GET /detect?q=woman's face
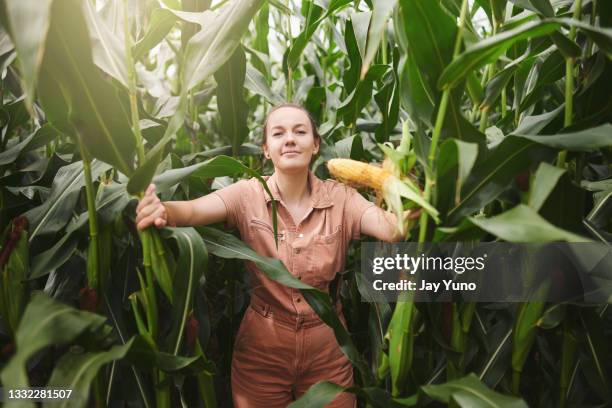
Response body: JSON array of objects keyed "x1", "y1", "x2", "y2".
[{"x1": 263, "y1": 107, "x2": 319, "y2": 174}]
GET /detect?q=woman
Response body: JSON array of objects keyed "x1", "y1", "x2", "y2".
[{"x1": 136, "y1": 104, "x2": 419, "y2": 407}]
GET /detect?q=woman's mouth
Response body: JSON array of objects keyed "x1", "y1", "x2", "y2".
[{"x1": 282, "y1": 151, "x2": 300, "y2": 156}]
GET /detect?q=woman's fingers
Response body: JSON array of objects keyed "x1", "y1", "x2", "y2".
[
  {"x1": 136, "y1": 184, "x2": 157, "y2": 213},
  {"x1": 136, "y1": 184, "x2": 167, "y2": 230},
  {"x1": 137, "y1": 205, "x2": 166, "y2": 231}
]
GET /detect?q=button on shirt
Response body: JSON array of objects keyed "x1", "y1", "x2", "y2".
[{"x1": 213, "y1": 170, "x2": 377, "y2": 316}]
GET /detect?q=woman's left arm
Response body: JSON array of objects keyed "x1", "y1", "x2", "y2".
[{"x1": 360, "y1": 206, "x2": 422, "y2": 242}]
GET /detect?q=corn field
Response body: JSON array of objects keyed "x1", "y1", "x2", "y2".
[{"x1": 0, "y1": 0, "x2": 611, "y2": 406}]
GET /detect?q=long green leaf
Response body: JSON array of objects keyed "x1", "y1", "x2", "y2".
[
  {"x1": 133, "y1": 8, "x2": 176, "y2": 61},
  {"x1": 214, "y1": 46, "x2": 249, "y2": 156},
  {"x1": 3, "y1": 0, "x2": 54, "y2": 108},
  {"x1": 448, "y1": 137, "x2": 552, "y2": 224},
  {"x1": 82, "y1": 0, "x2": 127, "y2": 86},
  {"x1": 438, "y1": 20, "x2": 561, "y2": 89},
  {"x1": 162, "y1": 227, "x2": 208, "y2": 355},
  {"x1": 0, "y1": 293, "x2": 106, "y2": 400},
  {"x1": 24, "y1": 160, "x2": 111, "y2": 242},
  {"x1": 528, "y1": 162, "x2": 565, "y2": 212},
  {"x1": 182, "y1": 0, "x2": 263, "y2": 91},
  {"x1": 468, "y1": 204, "x2": 589, "y2": 242},
  {"x1": 361, "y1": 0, "x2": 398, "y2": 78},
  {"x1": 38, "y1": 0, "x2": 135, "y2": 176},
  {"x1": 513, "y1": 123, "x2": 612, "y2": 151},
  {"x1": 422, "y1": 373, "x2": 528, "y2": 407},
  {"x1": 44, "y1": 338, "x2": 137, "y2": 408}
]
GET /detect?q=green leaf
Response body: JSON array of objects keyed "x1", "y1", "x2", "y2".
[
  {"x1": 553, "y1": 17, "x2": 612, "y2": 59},
  {"x1": 374, "y1": 66, "x2": 400, "y2": 143},
  {"x1": 182, "y1": 0, "x2": 263, "y2": 92},
  {"x1": 334, "y1": 134, "x2": 365, "y2": 160},
  {"x1": 512, "y1": 291, "x2": 548, "y2": 383},
  {"x1": 513, "y1": 123, "x2": 612, "y2": 151},
  {"x1": 161, "y1": 227, "x2": 208, "y2": 355},
  {"x1": 45, "y1": 338, "x2": 137, "y2": 408},
  {"x1": 0, "y1": 125, "x2": 55, "y2": 166},
  {"x1": 0, "y1": 293, "x2": 106, "y2": 395},
  {"x1": 82, "y1": 0, "x2": 127, "y2": 86},
  {"x1": 30, "y1": 183, "x2": 131, "y2": 279},
  {"x1": 468, "y1": 204, "x2": 589, "y2": 242},
  {"x1": 422, "y1": 373, "x2": 528, "y2": 408},
  {"x1": 214, "y1": 46, "x2": 249, "y2": 156},
  {"x1": 133, "y1": 8, "x2": 176, "y2": 61},
  {"x1": 513, "y1": 104, "x2": 564, "y2": 135},
  {"x1": 338, "y1": 64, "x2": 387, "y2": 126},
  {"x1": 436, "y1": 138, "x2": 479, "y2": 217},
  {"x1": 448, "y1": 137, "x2": 552, "y2": 224},
  {"x1": 124, "y1": 335, "x2": 211, "y2": 374},
  {"x1": 396, "y1": 50, "x2": 434, "y2": 127},
  {"x1": 244, "y1": 63, "x2": 282, "y2": 104},
  {"x1": 24, "y1": 160, "x2": 111, "y2": 242},
  {"x1": 3, "y1": 0, "x2": 54, "y2": 109},
  {"x1": 126, "y1": 93, "x2": 188, "y2": 195},
  {"x1": 397, "y1": 0, "x2": 456, "y2": 90},
  {"x1": 438, "y1": 20, "x2": 561, "y2": 90},
  {"x1": 387, "y1": 299, "x2": 415, "y2": 397},
  {"x1": 361, "y1": 0, "x2": 398, "y2": 79},
  {"x1": 578, "y1": 309, "x2": 612, "y2": 401},
  {"x1": 549, "y1": 31, "x2": 581, "y2": 59},
  {"x1": 38, "y1": 0, "x2": 136, "y2": 176},
  {"x1": 528, "y1": 162, "x2": 565, "y2": 212},
  {"x1": 0, "y1": 222, "x2": 29, "y2": 336},
  {"x1": 396, "y1": 0, "x2": 483, "y2": 143},
  {"x1": 287, "y1": 0, "x2": 352, "y2": 70}
]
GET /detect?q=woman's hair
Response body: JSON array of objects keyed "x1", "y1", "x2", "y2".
[{"x1": 262, "y1": 103, "x2": 321, "y2": 145}]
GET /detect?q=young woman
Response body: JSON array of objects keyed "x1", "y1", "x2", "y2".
[{"x1": 135, "y1": 104, "x2": 419, "y2": 407}]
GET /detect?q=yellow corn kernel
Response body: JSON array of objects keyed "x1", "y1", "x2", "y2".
[{"x1": 327, "y1": 158, "x2": 393, "y2": 191}]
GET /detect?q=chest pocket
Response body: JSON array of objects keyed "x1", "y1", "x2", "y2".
[
  {"x1": 247, "y1": 217, "x2": 286, "y2": 256},
  {"x1": 306, "y1": 225, "x2": 343, "y2": 288},
  {"x1": 249, "y1": 217, "x2": 274, "y2": 234}
]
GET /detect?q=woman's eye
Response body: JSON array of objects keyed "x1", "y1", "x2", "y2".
[
  {"x1": 297, "y1": 130, "x2": 306, "y2": 134},
  {"x1": 273, "y1": 133, "x2": 282, "y2": 137}
]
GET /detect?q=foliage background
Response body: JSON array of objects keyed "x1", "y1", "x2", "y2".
[{"x1": 0, "y1": 0, "x2": 611, "y2": 407}]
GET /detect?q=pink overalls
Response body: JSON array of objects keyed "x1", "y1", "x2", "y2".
[{"x1": 213, "y1": 170, "x2": 376, "y2": 407}]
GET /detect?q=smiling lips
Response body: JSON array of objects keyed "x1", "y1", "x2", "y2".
[{"x1": 282, "y1": 151, "x2": 300, "y2": 156}]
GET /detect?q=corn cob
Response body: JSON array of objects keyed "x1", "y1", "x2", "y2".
[{"x1": 327, "y1": 158, "x2": 393, "y2": 192}]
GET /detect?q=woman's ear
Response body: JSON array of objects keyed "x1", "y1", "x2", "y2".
[
  {"x1": 262, "y1": 143, "x2": 270, "y2": 159},
  {"x1": 313, "y1": 137, "x2": 320, "y2": 155}
]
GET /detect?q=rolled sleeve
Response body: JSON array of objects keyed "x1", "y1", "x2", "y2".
[
  {"x1": 212, "y1": 179, "x2": 248, "y2": 230},
  {"x1": 345, "y1": 186, "x2": 376, "y2": 240}
]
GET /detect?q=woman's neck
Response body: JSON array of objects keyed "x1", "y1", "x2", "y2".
[{"x1": 274, "y1": 169, "x2": 311, "y2": 207}]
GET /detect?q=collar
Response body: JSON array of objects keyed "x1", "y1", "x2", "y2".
[{"x1": 264, "y1": 170, "x2": 333, "y2": 209}]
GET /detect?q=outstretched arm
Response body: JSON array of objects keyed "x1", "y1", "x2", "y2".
[{"x1": 135, "y1": 184, "x2": 228, "y2": 230}]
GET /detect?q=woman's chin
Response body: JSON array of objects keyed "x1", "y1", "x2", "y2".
[{"x1": 274, "y1": 160, "x2": 310, "y2": 173}]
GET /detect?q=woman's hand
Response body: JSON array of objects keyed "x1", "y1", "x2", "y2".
[
  {"x1": 135, "y1": 184, "x2": 170, "y2": 231},
  {"x1": 361, "y1": 206, "x2": 423, "y2": 242}
]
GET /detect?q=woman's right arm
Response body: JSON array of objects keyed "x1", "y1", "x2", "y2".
[{"x1": 135, "y1": 183, "x2": 227, "y2": 231}]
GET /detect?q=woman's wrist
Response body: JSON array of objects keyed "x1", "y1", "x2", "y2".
[{"x1": 161, "y1": 202, "x2": 178, "y2": 227}]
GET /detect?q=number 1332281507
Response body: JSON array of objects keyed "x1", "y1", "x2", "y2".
[{"x1": 1, "y1": 388, "x2": 75, "y2": 402}]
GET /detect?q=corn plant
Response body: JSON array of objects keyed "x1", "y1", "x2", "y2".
[{"x1": 1, "y1": 0, "x2": 611, "y2": 407}]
